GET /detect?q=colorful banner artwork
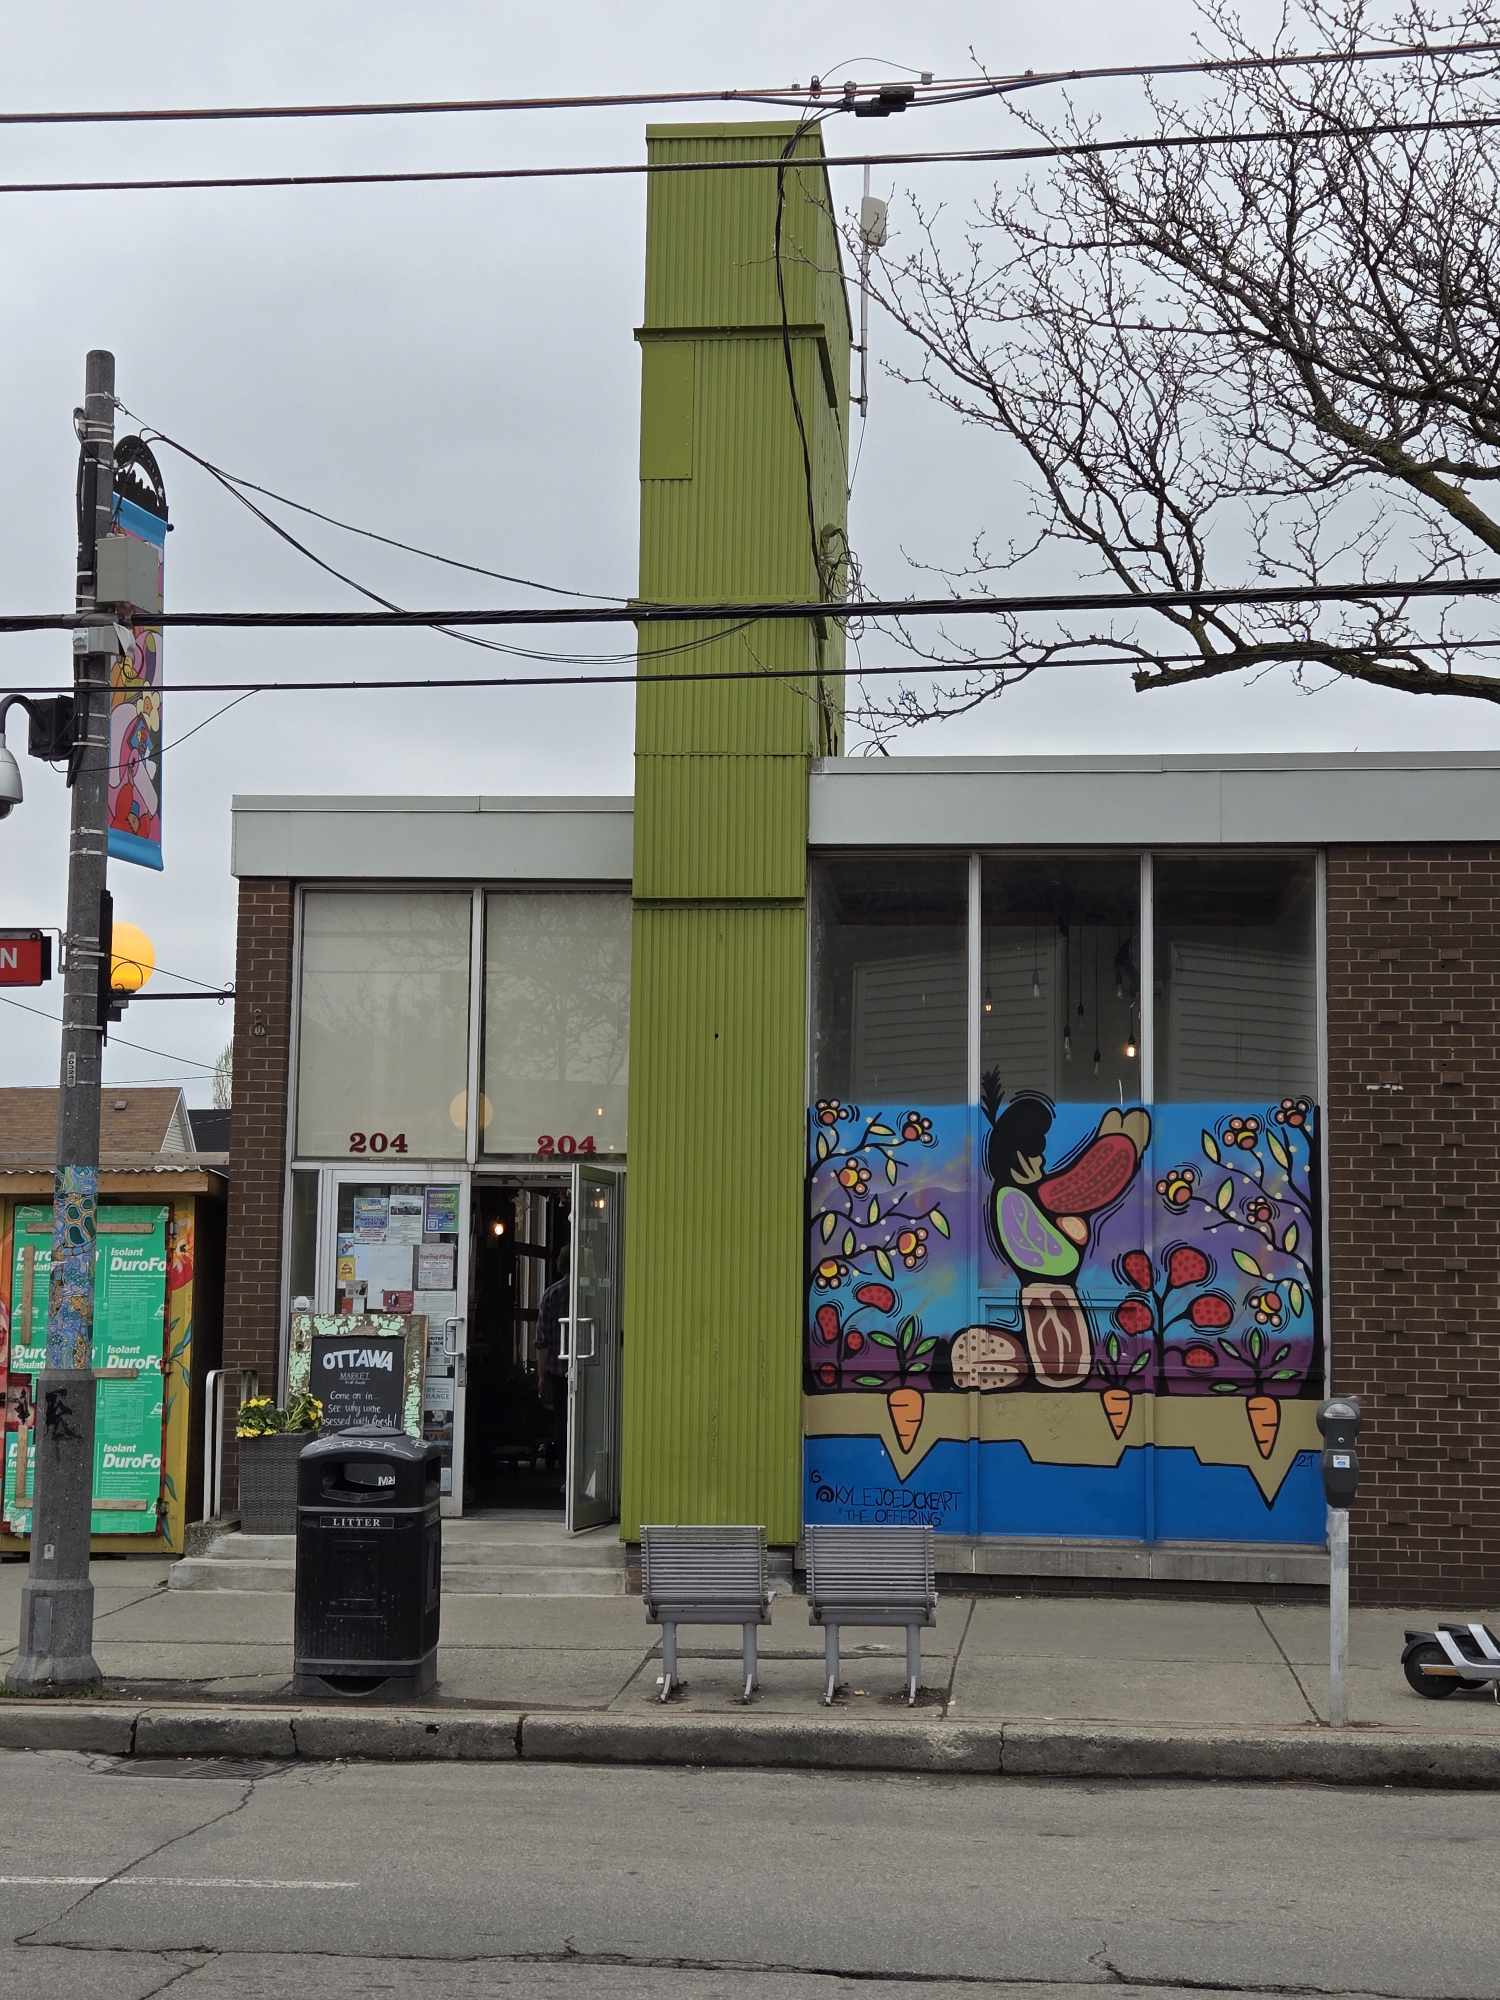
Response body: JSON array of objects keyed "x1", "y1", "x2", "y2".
[
  {"x1": 3, "y1": 1203, "x2": 169, "y2": 1535},
  {"x1": 804, "y1": 1088, "x2": 1324, "y2": 1544},
  {"x1": 107, "y1": 494, "x2": 166, "y2": 871}
]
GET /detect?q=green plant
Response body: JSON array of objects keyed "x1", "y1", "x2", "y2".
[{"x1": 235, "y1": 1389, "x2": 322, "y2": 1440}]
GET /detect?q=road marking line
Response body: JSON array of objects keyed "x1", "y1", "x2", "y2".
[{"x1": 0, "y1": 1875, "x2": 359, "y2": 1889}]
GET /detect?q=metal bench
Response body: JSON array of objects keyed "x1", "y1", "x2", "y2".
[
  {"x1": 805, "y1": 1523, "x2": 938, "y2": 1706},
  {"x1": 641, "y1": 1524, "x2": 773, "y2": 1703}
]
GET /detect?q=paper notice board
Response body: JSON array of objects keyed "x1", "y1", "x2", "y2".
[{"x1": 3, "y1": 1204, "x2": 168, "y2": 1536}]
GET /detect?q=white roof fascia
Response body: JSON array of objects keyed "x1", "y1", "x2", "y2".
[
  {"x1": 809, "y1": 753, "x2": 1500, "y2": 848},
  {"x1": 231, "y1": 795, "x2": 634, "y2": 882}
]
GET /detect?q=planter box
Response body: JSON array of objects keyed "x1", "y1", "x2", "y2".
[{"x1": 238, "y1": 1431, "x2": 316, "y2": 1536}]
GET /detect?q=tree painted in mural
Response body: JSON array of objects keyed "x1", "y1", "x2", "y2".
[{"x1": 808, "y1": 1101, "x2": 953, "y2": 1450}]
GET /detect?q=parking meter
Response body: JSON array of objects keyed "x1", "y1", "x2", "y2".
[{"x1": 1317, "y1": 1396, "x2": 1361, "y2": 1509}]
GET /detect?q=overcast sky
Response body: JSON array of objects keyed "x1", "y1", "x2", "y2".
[{"x1": 4, "y1": 0, "x2": 1498, "y2": 1108}]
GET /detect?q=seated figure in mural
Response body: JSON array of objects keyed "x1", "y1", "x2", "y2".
[{"x1": 952, "y1": 1076, "x2": 1151, "y2": 1391}]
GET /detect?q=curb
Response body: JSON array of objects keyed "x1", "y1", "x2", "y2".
[{"x1": 2, "y1": 1701, "x2": 1499, "y2": 1786}]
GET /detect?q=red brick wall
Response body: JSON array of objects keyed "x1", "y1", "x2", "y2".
[
  {"x1": 1326, "y1": 846, "x2": 1500, "y2": 1607},
  {"x1": 221, "y1": 878, "x2": 295, "y2": 1505}
]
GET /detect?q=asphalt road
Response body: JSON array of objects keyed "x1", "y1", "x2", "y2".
[{"x1": 1, "y1": 1749, "x2": 1497, "y2": 1999}]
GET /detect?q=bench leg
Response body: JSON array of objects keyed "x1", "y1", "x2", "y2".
[
  {"x1": 659, "y1": 1620, "x2": 679, "y2": 1702},
  {"x1": 823, "y1": 1623, "x2": 840, "y2": 1706},
  {"x1": 742, "y1": 1623, "x2": 758, "y2": 1703},
  {"x1": 905, "y1": 1623, "x2": 920, "y2": 1707}
]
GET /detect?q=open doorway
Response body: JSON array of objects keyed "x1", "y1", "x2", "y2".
[{"x1": 465, "y1": 1178, "x2": 571, "y2": 1513}]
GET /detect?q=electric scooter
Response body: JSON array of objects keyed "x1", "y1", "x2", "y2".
[{"x1": 1401, "y1": 1621, "x2": 1500, "y2": 1698}]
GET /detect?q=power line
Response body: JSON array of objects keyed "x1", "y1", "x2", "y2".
[
  {"x1": 126, "y1": 414, "x2": 762, "y2": 669},
  {"x1": 128, "y1": 417, "x2": 633, "y2": 605},
  {"x1": 7, "y1": 109, "x2": 1500, "y2": 197},
  {"x1": 3, "y1": 38, "x2": 1494, "y2": 126},
  {"x1": 12, "y1": 635, "x2": 1500, "y2": 706},
  {"x1": 6, "y1": 572, "x2": 1500, "y2": 639},
  {"x1": 0, "y1": 992, "x2": 219, "y2": 1072}
]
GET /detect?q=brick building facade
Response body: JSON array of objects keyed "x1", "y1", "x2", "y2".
[
  {"x1": 1326, "y1": 847, "x2": 1500, "y2": 1606},
  {"x1": 226, "y1": 761, "x2": 1500, "y2": 1604},
  {"x1": 220, "y1": 877, "x2": 295, "y2": 1503}
]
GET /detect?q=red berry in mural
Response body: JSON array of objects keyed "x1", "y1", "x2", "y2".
[
  {"x1": 1166, "y1": 1245, "x2": 1211, "y2": 1290},
  {"x1": 814, "y1": 1305, "x2": 841, "y2": 1344},
  {"x1": 845, "y1": 1331, "x2": 865, "y2": 1354},
  {"x1": 853, "y1": 1283, "x2": 896, "y2": 1313},
  {"x1": 1121, "y1": 1250, "x2": 1154, "y2": 1292},
  {"x1": 816, "y1": 1364, "x2": 838, "y2": 1387},
  {"x1": 1113, "y1": 1297, "x2": 1154, "y2": 1336},
  {"x1": 1183, "y1": 1344, "x2": 1217, "y2": 1370},
  {"x1": 1187, "y1": 1292, "x2": 1234, "y2": 1329}
]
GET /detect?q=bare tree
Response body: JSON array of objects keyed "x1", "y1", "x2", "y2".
[
  {"x1": 212, "y1": 1040, "x2": 232, "y2": 1112},
  {"x1": 860, "y1": 0, "x2": 1500, "y2": 742}
]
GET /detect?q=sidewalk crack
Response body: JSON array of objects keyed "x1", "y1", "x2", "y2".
[
  {"x1": 1256, "y1": 1604, "x2": 1320, "y2": 1724},
  {"x1": 944, "y1": 1598, "x2": 975, "y2": 1714}
]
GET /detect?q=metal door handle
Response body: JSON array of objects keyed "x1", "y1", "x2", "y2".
[
  {"x1": 574, "y1": 1316, "x2": 595, "y2": 1361},
  {"x1": 557, "y1": 1316, "x2": 572, "y2": 1363},
  {"x1": 443, "y1": 1316, "x2": 462, "y2": 1360}
]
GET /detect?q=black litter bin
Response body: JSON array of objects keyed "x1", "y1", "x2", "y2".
[{"x1": 293, "y1": 1429, "x2": 442, "y2": 1699}]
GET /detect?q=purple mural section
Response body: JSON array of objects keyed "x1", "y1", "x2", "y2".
[{"x1": 805, "y1": 1088, "x2": 1324, "y2": 1543}]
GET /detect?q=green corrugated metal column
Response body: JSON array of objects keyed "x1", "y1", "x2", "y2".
[{"x1": 621, "y1": 124, "x2": 851, "y2": 1542}]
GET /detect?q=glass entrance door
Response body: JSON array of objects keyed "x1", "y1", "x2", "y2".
[
  {"x1": 567, "y1": 1164, "x2": 623, "y2": 1532},
  {"x1": 316, "y1": 1170, "x2": 468, "y2": 1515}
]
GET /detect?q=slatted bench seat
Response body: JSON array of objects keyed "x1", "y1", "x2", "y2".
[
  {"x1": 641, "y1": 1524, "x2": 773, "y2": 1703},
  {"x1": 805, "y1": 1522, "x2": 937, "y2": 1706}
]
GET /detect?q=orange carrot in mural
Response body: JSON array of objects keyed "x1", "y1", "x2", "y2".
[
  {"x1": 887, "y1": 1385, "x2": 924, "y2": 1453},
  {"x1": 1246, "y1": 1394, "x2": 1280, "y2": 1460},
  {"x1": 1099, "y1": 1386, "x2": 1133, "y2": 1440}
]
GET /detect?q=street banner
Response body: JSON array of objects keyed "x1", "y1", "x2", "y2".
[
  {"x1": 3, "y1": 1203, "x2": 168, "y2": 1535},
  {"x1": 108, "y1": 440, "x2": 169, "y2": 872}
]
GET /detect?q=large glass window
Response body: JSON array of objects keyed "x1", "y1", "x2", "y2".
[
  {"x1": 813, "y1": 857, "x2": 967, "y2": 1103},
  {"x1": 296, "y1": 892, "x2": 471, "y2": 1158},
  {"x1": 1153, "y1": 853, "x2": 1317, "y2": 1100},
  {"x1": 482, "y1": 892, "x2": 631, "y2": 1155},
  {"x1": 981, "y1": 855, "x2": 1141, "y2": 1101}
]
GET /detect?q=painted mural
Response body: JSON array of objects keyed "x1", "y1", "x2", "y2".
[{"x1": 804, "y1": 1081, "x2": 1323, "y2": 1543}]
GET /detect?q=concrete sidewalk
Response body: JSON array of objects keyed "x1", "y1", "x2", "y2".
[{"x1": 2, "y1": 1555, "x2": 1497, "y2": 1782}]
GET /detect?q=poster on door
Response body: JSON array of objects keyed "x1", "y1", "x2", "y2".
[{"x1": 3, "y1": 1205, "x2": 168, "y2": 1535}]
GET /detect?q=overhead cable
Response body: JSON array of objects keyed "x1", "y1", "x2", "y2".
[
  {"x1": 8, "y1": 109, "x2": 1500, "y2": 196},
  {"x1": 0, "y1": 993, "x2": 219, "y2": 1071},
  {"x1": 6, "y1": 573, "x2": 1500, "y2": 639},
  {"x1": 3, "y1": 38, "x2": 1495, "y2": 126}
]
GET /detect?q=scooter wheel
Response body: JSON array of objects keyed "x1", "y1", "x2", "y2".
[{"x1": 1403, "y1": 1641, "x2": 1460, "y2": 1698}]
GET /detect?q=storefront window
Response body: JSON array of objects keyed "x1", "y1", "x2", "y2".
[
  {"x1": 981, "y1": 855, "x2": 1141, "y2": 1101},
  {"x1": 296, "y1": 892, "x2": 471, "y2": 1159},
  {"x1": 287, "y1": 1168, "x2": 318, "y2": 1305},
  {"x1": 813, "y1": 857, "x2": 967, "y2": 1102},
  {"x1": 482, "y1": 893, "x2": 631, "y2": 1156},
  {"x1": 1153, "y1": 853, "x2": 1317, "y2": 1100}
]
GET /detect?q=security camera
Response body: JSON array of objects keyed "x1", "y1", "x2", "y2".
[{"x1": 0, "y1": 741, "x2": 21, "y2": 820}]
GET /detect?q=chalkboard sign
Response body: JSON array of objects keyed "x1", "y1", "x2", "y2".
[{"x1": 309, "y1": 1332, "x2": 406, "y2": 1434}]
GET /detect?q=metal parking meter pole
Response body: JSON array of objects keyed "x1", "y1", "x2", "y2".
[
  {"x1": 1328, "y1": 1505, "x2": 1349, "y2": 1728},
  {"x1": 1318, "y1": 1396, "x2": 1361, "y2": 1731}
]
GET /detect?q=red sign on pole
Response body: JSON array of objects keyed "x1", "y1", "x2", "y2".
[{"x1": 0, "y1": 932, "x2": 51, "y2": 988}]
